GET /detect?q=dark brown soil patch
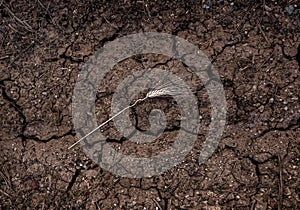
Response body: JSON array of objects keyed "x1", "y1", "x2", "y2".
[{"x1": 1, "y1": 0, "x2": 299, "y2": 209}]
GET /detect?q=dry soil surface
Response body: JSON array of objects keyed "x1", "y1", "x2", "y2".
[{"x1": 1, "y1": 0, "x2": 300, "y2": 209}]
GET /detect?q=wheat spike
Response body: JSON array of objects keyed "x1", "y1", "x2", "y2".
[
  {"x1": 68, "y1": 81, "x2": 183, "y2": 149},
  {"x1": 146, "y1": 88, "x2": 171, "y2": 98}
]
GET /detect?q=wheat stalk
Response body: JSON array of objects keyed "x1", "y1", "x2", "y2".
[{"x1": 68, "y1": 83, "x2": 180, "y2": 149}]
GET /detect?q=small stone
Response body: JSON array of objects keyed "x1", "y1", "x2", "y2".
[
  {"x1": 203, "y1": 4, "x2": 210, "y2": 9},
  {"x1": 226, "y1": 36, "x2": 231, "y2": 41},
  {"x1": 286, "y1": 187, "x2": 292, "y2": 196},
  {"x1": 264, "y1": 5, "x2": 272, "y2": 11},
  {"x1": 258, "y1": 105, "x2": 264, "y2": 113},
  {"x1": 286, "y1": 5, "x2": 295, "y2": 15}
]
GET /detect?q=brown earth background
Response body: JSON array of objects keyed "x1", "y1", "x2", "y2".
[{"x1": 0, "y1": 0, "x2": 300, "y2": 209}]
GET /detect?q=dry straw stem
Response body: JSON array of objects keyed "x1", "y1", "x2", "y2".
[
  {"x1": 68, "y1": 82, "x2": 182, "y2": 149},
  {"x1": 3, "y1": 3, "x2": 33, "y2": 32}
]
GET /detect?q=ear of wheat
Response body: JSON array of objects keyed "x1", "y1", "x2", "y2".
[
  {"x1": 146, "y1": 88, "x2": 173, "y2": 98},
  {"x1": 68, "y1": 83, "x2": 182, "y2": 149}
]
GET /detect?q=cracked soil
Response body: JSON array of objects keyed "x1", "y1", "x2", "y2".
[{"x1": 0, "y1": 0, "x2": 300, "y2": 209}]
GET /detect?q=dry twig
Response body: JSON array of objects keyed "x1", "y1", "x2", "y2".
[
  {"x1": 152, "y1": 198, "x2": 163, "y2": 210},
  {"x1": 3, "y1": 3, "x2": 33, "y2": 32},
  {"x1": 0, "y1": 56, "x2": 9, "y2": 60},
  {"x1": 8, "y1": 41, "x2": 35, "y2": 67},
  {"x1": 0, "y1": 188, "x2": 12, "y2": 198},
  {"x1": 0, "y1": 167, "x2": 12, "y2": 189},
  {"x1": 258, "y1": 24, "x2": 270, "y2": 45},
  {"x1": 250, "y1": 200, "x2": 257, "y2": 210},
  {"x1": 36, "y1": 0, "x2": 61, "y2": 30}
]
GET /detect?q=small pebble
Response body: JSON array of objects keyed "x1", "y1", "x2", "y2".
[
  {"x1": 217, "y1": 0, "x2": 223, "y2": 5},
  {"x1": 264, "y1": 5, "x2": 272, "y2": 12},
  {"x1": 258, "y1": 105, "x2": 264, "y2": 113},
  {"x1": 203, "y1": 4, "x2": 210, "y2": 9},
  {"x1": 203, "y1": 0, "x2": 211, "y2": 9},
  {"x1": 286, "y1": 5, "x2": 295, "y2": 15}
]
